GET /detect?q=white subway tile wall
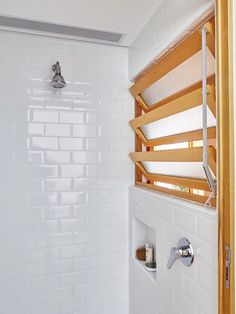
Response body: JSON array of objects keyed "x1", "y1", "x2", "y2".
[
  {"x1": 129, "y1": 186, "x2": 218, "y2": 314},
  {"x1": 0, "y1": 30, "x2": 133, "y2": 314}
]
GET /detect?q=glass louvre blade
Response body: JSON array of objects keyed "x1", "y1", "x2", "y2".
[
  {"x1": 142, "y1": 161, "x2": 216, "y2": 180},
  {"x1": 141, "y1": 105, "x2": 216, "y2": 140},
  {"x1": 141, "y1": 49, "x2": 215, "y2": 106}
]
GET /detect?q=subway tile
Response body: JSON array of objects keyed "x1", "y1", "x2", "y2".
[
  {"x1": 59, "y1": 244, "x2": 85, "y2": 259},
  {"x1": 85, "y1": 217, "x2": 112, "y2": 230},
  {"x1": 0, "y1": 165, "x2": 28, "y2": 178},
  {"x1": 15, "y1": 151, "x2": 43, "y2": 164},
  {"x1": 197, "y1": 215, "x2": 218, "y2": 246},
  {"x1": 15, "y1": 263, "x2": 44, "y2": 279},
  {"x1": 58, "y1": 299, "x2": 86, "y2": 314},
  {"x1": 14, "y1": 234, "x2": 43, "y2": 249},
  {"x1": 197, "y1": 262, "x2": 218, "y2": 296},
  {"x1": 73, "y1": 125, "x2": 97, "y2": 137},
  {"x1": 85, "y1": 242, "x2": 112, "y2": 257},
  {"x1": 0, "y1": 151, "x2": 14, "y2": 164},
  {"x1": 45, "y1": 178, "x2": 72, "y2": 192},
  {"x1": 60, "y1": 111, "x2": 84, "y2": 123},
  {"x1": 72, "y1": 257, "x2": 99, "y2": 272},
  {"x1": 30, "y1": 165, "x2": 58, "y2": 177},
  {"x1": 14, "y1": 178, "x2": 43, "y2": 192},
  {"x1": 0, "y1": 32, "x2": 130, "y2": 314},
  {"x1": 99, "y1": 152, "x2": 124, "y2": 164},
  {"x1": 185, "y1": 276, "x2": 215, "y2": 313},
  {"x1": 28, "y1": 123, "x2": 44, "y2": 136},
  {"x1": 60, "y1": 165, "x2": 84, "y2": 177},
  {"x1": 59, "y1": 272, "x2": 85, "y2": 287},
  {"x1": 14, "y1": 291, "x2": 45, "y2": 306},
  {"x1": 44, "y1": 151, "x2": 71, "y2": 164},
  {"x1": 60, "y1": 191, "x2": 86, "y2": 205},
  {"x1": 0, "y1": 266, "x2": 14, "y2": 281},
  {"x1": 31, "y1": 137, "x2": 58, "y2": 150},
  {"x1": 31, "y1": 275, "x2": 59, "y2": 291},
  {"x1": 0, "y1": 179, "x2": 14, "y2": 193},
  {"x1": 0, "y1": 238, "x2": 15, "y2": 251},
  {"x1": 45, "y1": 260, "x2": 73, "y2": 274},
  {"x1": 86, "y1": 112, "x2": 97, "y2": 124},
  {"x1": 29, "y1": 193, "x2": 58, "y2": 206},
  {"x1": 73, "y1": 151, "x2": 97, "y2": 164},
  {"x1": 174, "y1": 288, "x2": 198, "y2": 314},
  {"x1": 59, "y1": 137, "x2": 84, "y2": 150},
  {"x1": 86, "y1": 138, "x2": 111, "y2": 152},
  {"x1": 73, "y1": 230, "x2": 99, "y2": 243},
  {"x1": 175, "y1": 206, "x2": 197, "y2": 235},
  {"x1": 73, "y1": 178, "x2": 98, "y2": 190},
  {"x1": 45, "y1": 123, "x2": 71, "y2": 136},
  {"x1": 45, "y1": 287, "x2": 73, "y2": 303},
  {"x1": 60, "y1": 218, "x2": 85, "y2": 232},
  {"x1": 31, "y1": 303, "x2": 58, "y2": 314},
  {"x1": 44, "y1": 233, "x2": 73, "y2": 247},
  {"x1": 32, "y1": 110, "x2": 58, "y2": 123},
  {"x1": 43, "y1": 206, "x2": 72, "y2": 219}
]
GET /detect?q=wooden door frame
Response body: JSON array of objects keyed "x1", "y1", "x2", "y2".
[{"x1": 216, "y1": 0, "x2": 235, "y2": 313}]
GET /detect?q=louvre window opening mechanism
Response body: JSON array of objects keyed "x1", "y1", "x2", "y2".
[
  {"x1": 202, "y1": 26, "x2": 217, "y2": 207},
  {"x1": 129, "y1": 17, "x2": 216, "y2": 207}
]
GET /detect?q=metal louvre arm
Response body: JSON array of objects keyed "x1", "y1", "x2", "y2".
[{"x1": 202, "y1": 26, "x2": 217, "y2": 206}]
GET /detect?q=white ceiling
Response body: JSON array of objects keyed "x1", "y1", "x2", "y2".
[{"x1": 0, "y1": 0, "x2": 163, "y2": 46}]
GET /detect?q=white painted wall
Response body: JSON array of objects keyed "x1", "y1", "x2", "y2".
[
  {"x1": 128, "y1": 0, "x2": 214, "y2": 80},
  {"x1": 0, "y1": 0, "x2": 163, "y2": 46},
  {"x1": 129, "y1": 186, "x2": 218, "y2": 314},
  {"x1": 0, "y1": 29, "x2": 133, "y2": 314}
]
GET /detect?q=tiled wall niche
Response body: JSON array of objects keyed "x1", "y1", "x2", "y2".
[
  {"x1": 0, "y1": 29, "x2": 133, "y2": 314},
  {"x1": 129, "y1": 186, "x2": 218, "y2": 314},
  {"x1": 132, "y1": 218, "x2": 157, "y2": 281}
]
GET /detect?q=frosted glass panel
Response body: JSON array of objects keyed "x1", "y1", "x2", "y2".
[
  {"x1": 141, "y1": 105, "x2": 216, "y2": 140},
  {"x1": 143, "y1": 161, "x2": 216, "y2": 180},
  {"x1": 141, "y1": 49, "x2": 215, "y2": 106}
]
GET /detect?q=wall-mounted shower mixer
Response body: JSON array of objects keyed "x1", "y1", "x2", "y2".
[{"x1": 167, "y1": 237, "x2": 194, "y2": 269}]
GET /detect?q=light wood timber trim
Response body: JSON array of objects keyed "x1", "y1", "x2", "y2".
[
  {"x1": 145, "y1": 127, "x2": 216, "y2": 147},
  {"x1": 207, "y1": 84, "x2": 216, "y2": 117},
  {"x1": 129, "y1": 29, "x2": 202, "y2": 96},
  {"x1": 129, "y1": 85, "x2": 214, "y2": 129},
  {"x1": 217, "y1": 0, "x2": 235, "y2": 311},
  {"x1": 136, "y1": 181, "x2": 216, "y2": 207},
  {"x1": 135, "y1": 161, "x2": 148, "y2": 176},
  {"x1": 130, "y1": 147, "x2": 204, "y2": 162},
  {"x1": 142, "y1": 74, "x2": 215, "y2": 113},
  {"x1": 130, "y1": 146, "x2": 217, "y2": 175},
  {"x1": 208, "y1": 145, "x2": 217, "y2": 176},
  {"x1": 135, "y1": 128, "x2": 148, "y2": 146},
  {"x1": 205, "y1": 21, "x2": 215, "y2": 57},
  {"x1": 135, "y1": 95, "x2": 149, "y2": 112},
  {"x1": 144, "y1": 173, "x2": 211, "y2": 191}
]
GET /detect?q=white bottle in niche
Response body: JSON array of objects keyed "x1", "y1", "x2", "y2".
[{"x1": 145, "y1": 243, "x2": 154, "y2": 262}]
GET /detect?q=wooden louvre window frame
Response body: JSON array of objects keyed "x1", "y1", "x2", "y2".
[
  {"x1": 130, "y1": 78, "x2": 216, "y2": 148},
  {"x1": 129, "y1": 17, "x2": 217, "y2": 206},
  {"x1": 216, "y1": 0, "x2": 235, "y2": 312},
  {"x1": 130, "y1": 3, "x2": 235, "y2": 312}
]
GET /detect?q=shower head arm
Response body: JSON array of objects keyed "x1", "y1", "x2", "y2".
[{"x1": 52, "y1": 61, "x2": 61, "y2": 74}]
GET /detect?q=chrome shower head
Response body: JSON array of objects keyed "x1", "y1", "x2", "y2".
[{"x1": 51, "y1": 61, "x2": 66, "y2": 88}]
